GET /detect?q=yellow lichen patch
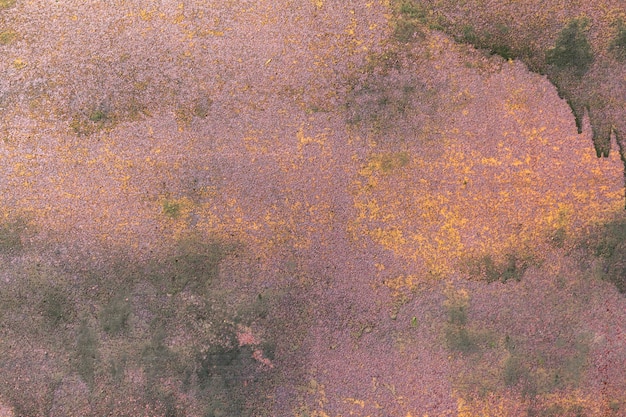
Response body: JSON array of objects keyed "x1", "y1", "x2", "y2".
[
  {"x1": 372, "y1": 226, "x2": 406, "y2": 251},
  {"x1": 198, "y1": 29, "x2": 225, "y2": 37},
  {"x1": 174, "y1": 107, "x2": 193, "y2": 131},
  {"x1": 454, "y1": 389, "x2": 606, "y2": 417},
  {"x1": 350, "y1": 64, "x2": 624, "y2": 290},
  {"x1": 0, "y1": 0, "x2": 15, "y2": 10},
  {"x1": 139, "y1": 9, "x2": 157, "y2": 21},
  {"x1": 12, "y1": 58, "x2": 26, "y2": 69},
  {"x1": 456, "y1": 394, "x2": 511, "y2": 417},
  {"x1": 296, "y1": 126, "x2": 329, "y2": 154},
  {"x1": 383, "y1": 273, "x2": 428, "y2": 296},
  {"x1": 343, "y1": 397, "x2": 365, "y2": 407},
  {"x1": 243, "y1": 134, "x2": 271, "y2": 155},
  {"x1": 360, "y1": 151, "x2": 411, "y2": 176},
  {"x1": 443, "y1": 282, "x2": 469, "y2": 311},
  {"x1": 307, "y1": 200, "x2": 335, "y2": 226}
]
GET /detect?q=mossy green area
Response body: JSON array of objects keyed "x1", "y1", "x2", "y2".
[
  {"x1": 192, "y1": 95, "x2": 213, "y2": 119},
  {"x1": 70, "y1": 108, "x2": 115, "y2": 136},
  {"x1": 0, "y1": 232, "x2": 285, "y2": 415},
  {"x1": 443, "y1": 289, "x2": 495, "y2": 355},
  {"x1": 344, "y1": 47, "x2": 438, "y2": 140},
  {"x1": 449, "y1": 321, "x2": 592, "y2": 408},
  {"x1": 40, "y1": 286, "x2": 76, "y2": 328},
  {"x1": 464, "y1": 252, "x2": 534, "y2": 283},
  {"x1": 162, "y1": 199, "x2": 181, "y2": 218},
  {"x1": 100, "y1": 292, "x2": 131, "y2": 334},
  {"x1": 546, "y1": 18, "x2": 594, "y2": 76},
  {"x1": 387, "y1": 0, "x2": 442, "y2": 44},
  {"x1": 610, "y1": 18, "x2": 626, "y2": 61},
  {"x1": 457, "y1": 24, "x2": 519, "y2": 61},
  {"x1": 391, "y1": 0, "x2": 428, "y2": 43},
  {"x1": 580, "y1": 217, "x2": 626, "y2": 293},
  {"x1": 443, "y1": 284, "x2": 593, "y2": 409},
  {"x1": 74, "y1": 318, "x2": 98, "y2": 388},
  {"x1": 0, "y1": 218, "x2": 26, "y2": 254},
  {"x1": 0, "y1": 29, "x2": 17, "y2": 45}
]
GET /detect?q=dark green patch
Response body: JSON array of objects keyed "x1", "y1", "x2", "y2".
[
  {"x1": 465, "y1": 252, "x2": 531, "y2": 283},
  {"x1": 142, "y1": 321, "x2": 176, "y2": 382},
  {"x1": 393, "y1": 18, "x2": 423, "y2": 43},
  {"x1": 391, "y1": 0, "x2": 428, "y2": 43},
  {"x1": 550, "y1": 226, "x2": 567, "y2": 248},
  {"x1": 363, "y1": 50, "x2": 402, "y2": 75},
  {"x1": 162, "y1": 200, "x2": 181, "y2": 218},
  {"x1": 71, "y1": 106, "x2": 115, "y2": 136},
  {"x1": 546, "y1": 18, "x2": 594, "y2": 76},
  {"x1": 109, "y1": 354, "x2": 127, "y2": 383},
  {"x1": 148, "y1": 237, "x2": 233, "y2": 295},
  {"x1": 553, "y1": 333, "x2": 590, "y2": 389},
  {"x1": 190, "y1": 340, "x2": 259, "y2": 417},
  {"x1": 451, "y1": 315, "x2": 592, "y2": 403},
  {"x1": 445, "y1": 325, "x2": 477, "y2": 353},
  {"x1": 344, "y1": 64, "x2": 433, "y2": 137},
  {"x1": 455, "y1": 25, "x2": 518, "y2": 60},
  {"x1": 100, "y1": 292, "x2": 131, "y2": 334},
  {"x1": 147, "y1": 390, "x2": 179, "y2": 417},
  {"x1": 460, "y1": 25, "x2": 479, "y2": 45},
  {"x1": 393, "y1": 0, "x2": 443, "y2": 33},
  {"x1": 500, "y1": 333, "x2": 590, "y2": 399},
  {"x1": 305, "y1": 104, "x2": 330, "y2": 114},
  {"x1": 398, "y1": 0, "x2": 425, "y2": 20},
  {"x1": 0, "y1": 218, "x2": 25, "y2": 254},
  {"x1": 0, "y1": 29, "x2": 17, "y2": 45},
  {"x1": 74, "y1": 318, "x2": 98, "y2": 387},
  {"x1": 504, "y1": 334, "x2": 516, "y2": 352},
  {"x1": 583, "y1": 217, "x2": 626, "y2": 293},
  {"x1": 489, "y1": 42, "x2": 514, "y2": 60},
  {"x1": 501, "y1": 354, "x2": 532, "y2": 389},
  {"x1": 193, "y1": 95, "x2": 213, "y2": 119},
  {"x1": 443, "y1": 295, "x2": 483, "y2": 354},
  {"x1": 0, "y1": 232, "x2": 284, "y2": 415},
  {"x1": 40, "y1": 287, "x2": 75, "y2": 327},
  {"x1": 446, "y1": 303, "x2": 467, "y2": 326},
  {"x1": 88, "y1": 109, "x2": 106, "y2": 122}
]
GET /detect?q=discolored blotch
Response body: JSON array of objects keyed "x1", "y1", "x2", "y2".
[
  {"x1": 0, "y1": 218, "x2": 26, "y2": 255},
  {"x1": 0, "y1": 29, "x2": 17, "y2": 45},
  {"x1": 162, "y1": 200, "x2": 181, "y2": 218},
  {"x1": 0, "y1": 0, "x2": 16, "y2": 10},
  {"x1": 40, "y1": 287, "x2": 75, "y2": 327},
  {"x1": 546, "y1": 18, "x2": 594, "y2": 76},
  {"x1": 74, "y1": 318, "x2": 98, "y2": 387},
  {"x1": 100, "y1": 292, "x2": 131, "y2": 334},
  {"x1": 193, "y1": 95, "x2": 213, "y2": 119},
  {"x1": 583, "y1": 217, "x2": 626, "y2": 293}
]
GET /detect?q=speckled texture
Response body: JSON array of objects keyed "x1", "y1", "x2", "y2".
[{"x1": 0, "y1": 1, "x2": 625, "y2": 416}]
